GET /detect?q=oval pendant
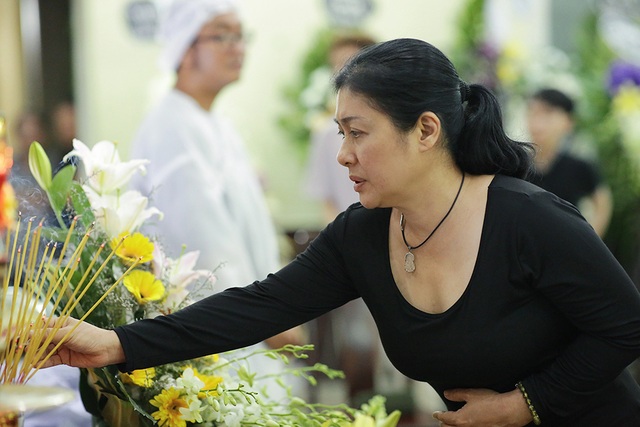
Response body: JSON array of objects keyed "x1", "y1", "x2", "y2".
[{"x1": 404, "y1": 252, "x2": 416, "y2": 273}]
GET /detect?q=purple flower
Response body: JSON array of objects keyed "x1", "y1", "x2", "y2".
[
  {"x1": 607, "y1": 61, "x2": 640, "y2": 94},
  {"x1": 476, "y1": 41, "x2": 500, "y2": 61}
]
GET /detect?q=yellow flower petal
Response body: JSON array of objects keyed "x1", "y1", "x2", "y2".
[
  {"x1": 123, "y1": 270, "x2": 165, "y2": 304},
  {"x1": 121, "y1": 368, "x2": 155, "y2": 388},
  {"x1": 112, "y1": 232, "x2": 155, "y2": 264}
]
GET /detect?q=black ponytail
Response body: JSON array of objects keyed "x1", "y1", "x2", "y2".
[
  {"x1": 455, "y1": 84, "x2": 534, "y2": 178},
  {"x1": 334, "y1": 38, "x2": 534, "y2": 179}
]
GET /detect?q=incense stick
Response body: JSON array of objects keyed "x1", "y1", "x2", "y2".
[{"x1": 1, "y1": 217, "x2": 136, "y2": 384}]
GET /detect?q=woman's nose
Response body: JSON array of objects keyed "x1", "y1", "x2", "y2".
[{"x1": 336, "y1": 141, "x2": 354, "y2": 167}]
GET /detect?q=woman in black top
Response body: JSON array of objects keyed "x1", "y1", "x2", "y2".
[{"x1": 44, "y1": 38, "x2": 640, "y2": 426}]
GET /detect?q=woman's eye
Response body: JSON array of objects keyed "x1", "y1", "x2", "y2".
[
  {"x1": 337, "y1": 130, "x2": 345, "y2": 138},
  {"x1": 350, "y1": 130, "x2": 361, "y2": 138}
]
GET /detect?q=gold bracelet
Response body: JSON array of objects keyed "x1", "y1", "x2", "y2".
[{"x1": 515, "y1": 381, "x2": 542, "y2": 425}]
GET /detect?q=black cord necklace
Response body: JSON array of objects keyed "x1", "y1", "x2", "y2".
[{"x1": 400, "y1": 172, "x2": 465, "y2": 273}]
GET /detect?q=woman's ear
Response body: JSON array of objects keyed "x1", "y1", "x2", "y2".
[{"x1": 416, "y1": 111, "x2": 441, "y2": 151}]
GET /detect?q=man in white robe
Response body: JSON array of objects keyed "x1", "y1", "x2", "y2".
[{"x1": 129, "y1": 0, "x2": 305, "y2": 400}]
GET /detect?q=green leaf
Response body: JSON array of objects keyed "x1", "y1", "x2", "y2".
[
  {"x1": 49, "y1": 164, "x2": 77, "y2": 216},
  {"x1": 69, "y1": 181, "x2": 95, "y2": 227},
  {"x1": 28, "y1": 141, "x2": 53, "y2": 191}
]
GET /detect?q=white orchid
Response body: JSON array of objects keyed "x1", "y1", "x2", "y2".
[
  {"x1": 221, "y1": 402, "x2": 245, "y2": 427},
  {"x1": 176, "y1": 368, "x2": 205, "y2": 395},
  {"x1": 85, "y1": 188, "x2": 162, "y2": 238},
  {"x1": 179, "y1": 394, "x2": 205, "y2": 424},
  {"x1": 64, "y1": 139, "x2": 149, "y2": 195}
]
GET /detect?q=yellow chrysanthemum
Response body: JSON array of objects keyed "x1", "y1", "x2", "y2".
[
  {"x1": 121, "y1": 368, "x2": 156, "y2": 387},
  {"x1": 111, "y1": 231, "x2": 154, "y2": 264},
  {"x1": 123, "y1": 270, "x2": 165, "y2": 304},
  {"x1": 612, "y1": 84, "x2": 640, "y2": 115},
  {"x1": 150, "y1": 388, "x2": 188, "y2": 427},
  {"x1": 192, "y1": 367, "x2": 223, "y2": 397}
]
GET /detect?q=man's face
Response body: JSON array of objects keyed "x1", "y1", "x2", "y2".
[
  {"x1": 526, "y1": 98, "x2": 573, "y2": 150},
  {"x1": 329, "y1": 44, "x2": 361, "y2": 72},
  {"x1": 188, "y1": 12, "x2": 246, "y2": 92}
]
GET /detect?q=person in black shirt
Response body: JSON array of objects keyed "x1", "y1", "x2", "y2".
[
  {"x1": 526, "y1": 88, "x2": 612, "y2": 237},
  {"x1": 42, "y1": 39, "x2": 640, "y2": 426}
]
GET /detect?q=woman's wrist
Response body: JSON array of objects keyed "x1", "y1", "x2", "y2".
[
  {"x1": 515, "y1": 381, "x2": 542, "y2": 425},
  {"x1": 106, "y1": 330, "x2": 126, "y2": 365}
]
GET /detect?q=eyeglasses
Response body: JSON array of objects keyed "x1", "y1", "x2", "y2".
[{"x1": 193, "y1": 33, "x2": 250, "y2": 48}]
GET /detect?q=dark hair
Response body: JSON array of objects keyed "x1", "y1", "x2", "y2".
[
  {"x1": 531, "y1": 88, "x2": 574, "y2": 116},
  {"x1": 333, "y1": 38, "x2": 533, "y2": 178}
]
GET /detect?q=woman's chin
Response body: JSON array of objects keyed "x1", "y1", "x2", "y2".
[{"x1": 358, "y1": 198, "x2": 378, "y2": 209}]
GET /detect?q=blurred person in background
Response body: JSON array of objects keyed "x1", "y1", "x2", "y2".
[
  {"x1": 526, "y1": 88, "x2": 612, "y2": 237},
  {"x1": 129, "y1": 0, "x2": 306, "y2": 401},
  {"x1": 306, "y1": 33, "x2": 377, "y2": 223},
  {"x1": 11, "y1": 110, "x2": 47, "y2": 178},
  {"x1": 9, "y1": 110, "x2": 56, "y2": 223},
  {"x1": 48, "y1": 100, "x2": 76, "y2": 166}
]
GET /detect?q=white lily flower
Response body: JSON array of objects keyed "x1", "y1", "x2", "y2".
[
  {"x1": 86, "y1": 188, "x2": 162, "y2": 238},
  {"x1": 153, "y1": 247, "x2": 213, "y2": 309},
  {"x1": 152, "y1": 245, "x2": 210, "y2": 287},
  {"x1": 151, "y1": 244, "x2": 165, "y2": 278},
  {"x1": 159, "y1": 288, "x2": 190, "y2": 314},
  {"x1": 167, "y1": 250, "x2": 213, "y2": 289},
  {"x1": 65, "y1": 139, "x2": 149, "y2": 194}
]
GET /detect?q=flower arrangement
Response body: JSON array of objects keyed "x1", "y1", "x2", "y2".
[
  {"x1": 607, "y1": 61, "x2": 640, "y2": 168},
  {"x1": 1, "y1": 138, "x2": 401, "y2": 427},
  {"x1": 573, "y1": 7, "x2": 640, "y2": 271}
]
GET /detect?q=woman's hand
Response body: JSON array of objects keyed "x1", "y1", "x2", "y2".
[
  {"x1": 432, "y1": 388, "x2": 533, "y2": 427},
  {"x1": 41, "y1": 317, "x2": 125, "y2": 369}
]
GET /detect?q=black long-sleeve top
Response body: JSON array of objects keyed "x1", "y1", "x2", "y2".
[{"x1": 116, "y1": 175, "x2": 640, "y2": 426}]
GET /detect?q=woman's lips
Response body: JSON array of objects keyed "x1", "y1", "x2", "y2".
[{"x1": 350, "y1": 175, "x2": 365, "y2": 192}]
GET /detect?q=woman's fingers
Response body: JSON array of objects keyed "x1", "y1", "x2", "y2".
[{"x1": 432, "y1": 410, "x2": 459, "y2": 426}]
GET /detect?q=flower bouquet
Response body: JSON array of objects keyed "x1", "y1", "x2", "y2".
[{"x1": 1, "y1": 138, "x2": 401, "y2": 427}]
